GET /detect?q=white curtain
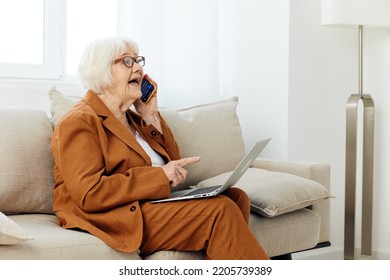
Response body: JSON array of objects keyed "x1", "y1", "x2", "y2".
[
  {"x1": 117, "y1": 0, "x2": 290, "y2": 158},
  {"x1": 118, "y1": 0, "x2": 221, "y2": 109}
]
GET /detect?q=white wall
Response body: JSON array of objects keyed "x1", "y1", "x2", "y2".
[
  {"x1": 288, "y1": 0, "x2": 348, "y2": 259},
  {"x1": 290, "y1": 0, "x2": 390, "y2": 259}
]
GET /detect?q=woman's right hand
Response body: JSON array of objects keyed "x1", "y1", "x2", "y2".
[{"x1": 161, "y1": 157, "x2": 201, "y2": 187}]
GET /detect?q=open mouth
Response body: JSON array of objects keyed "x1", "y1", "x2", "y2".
[{"x1": 128, "y1": 77, "x2": 141, "y2": 86}]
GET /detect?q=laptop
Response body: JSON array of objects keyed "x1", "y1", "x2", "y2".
[{"x1": 150, "y1": 138, "x2": 271, "y2": 203}]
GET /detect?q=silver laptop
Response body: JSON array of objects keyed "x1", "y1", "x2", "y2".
[{"x1": 150, "y1": 138, "x2": 271, "y2": 203}]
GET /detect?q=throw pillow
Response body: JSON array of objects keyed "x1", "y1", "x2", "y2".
[
  {"x1": 48, "y1": 87, "x2": 82, "y2": 126},
  {"x1": 196, "y1": 168, "x2": 331, "y2": 217},
  {"x1": 0, "y1": 212, "x2": 33, "y2": 245},
  {"x1": 48, "y1": 88, "x2": 246, "y2": 189},
  {"x1": 0, "y1": 107, "x2": 55, "y2": 214},
  {"x1": 160, "y1": 97, "x2": 245, "y2": 188}
]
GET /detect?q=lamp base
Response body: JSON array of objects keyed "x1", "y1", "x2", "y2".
[{"x1": 344, "y1": 93, "x2": 374, "y2": 260}]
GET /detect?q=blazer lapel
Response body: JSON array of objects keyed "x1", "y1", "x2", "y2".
[
  {"x1": 83, "y1": 91, "x2": 152, "y2": 165},
  {"x1": 127, "y1": 112, "x2": 171, "y2": 162}
]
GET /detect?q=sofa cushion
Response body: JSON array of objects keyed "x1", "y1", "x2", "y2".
[
  {"x1": 1, "y1": 214, "x2": 140, "y2": 260},
  {"x1": 49, "y1": 88, "x2": 246, "y2": 188},
  {"x1": 144, "y1": 250, "x2": 204, "y2": 260},
  {"x1": 249, "y1": 209, "x2": 320, "y2": 257},
  {"x1": 197, "y1": 168, "x2": 331, "y2": 217},
  {"x1": 49, "y1": 87, "x2": 82, "y2": 126},
  {"x1": 0, "y1": 107, "x2": 55, "y2": 214},
  {"x1": 0, "y1": 212, "x2": 33, "y2": 245},
  {"x1": 159, "y1": 98, "x2": 245, "y2": 187}
]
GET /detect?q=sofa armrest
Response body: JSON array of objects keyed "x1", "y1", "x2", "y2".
[{"x1": 251, "y1": 158, "x2": 331, "y2": 244}]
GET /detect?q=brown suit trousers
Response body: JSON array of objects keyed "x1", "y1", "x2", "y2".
[{"x1": 140, "y1": 188, "x2": 270, "y2": 260}]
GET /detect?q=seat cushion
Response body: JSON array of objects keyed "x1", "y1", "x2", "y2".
[
  {"x1": 250, "y1": 208, "x2": 321, "y2": 257},
  {"x1": 144, "y1": 250, "x2": 205, "y2": 260},
  {"x1": 1, "y1": 210, "x2": 320, "y2": 259},
  {"x1": 0, "y1": 214, "x2": 140, "y2": 260},
  {"x1": 144, "y1": 209, "x2": 321, "y2": 259}
]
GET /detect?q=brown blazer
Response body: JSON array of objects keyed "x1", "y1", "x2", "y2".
[{"x1": 51, "y1": 90, "x2": 181, "y2": 252}]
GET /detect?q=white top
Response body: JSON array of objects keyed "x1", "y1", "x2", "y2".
[{"x1": 134, "y1": 131, "x2": 165, "y2": 167}]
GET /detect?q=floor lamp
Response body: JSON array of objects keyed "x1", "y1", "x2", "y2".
[{"x1": 321, "y1": 0, "x2": 390, "y2": 260}]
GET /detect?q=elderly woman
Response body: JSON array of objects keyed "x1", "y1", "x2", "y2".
[{"x1": 51, "y1": 36, "x2": 269, "y2": 260}]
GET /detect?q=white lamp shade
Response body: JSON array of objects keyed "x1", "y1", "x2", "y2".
[{"x1": 322, "y1": 0, "x2": 390, "y2": 28}]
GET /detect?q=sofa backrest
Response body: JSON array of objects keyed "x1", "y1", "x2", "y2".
[
  {"x1": 49, "y1": 87, "x2": 246, "y2": 189},
  {"x1": 0, "y1": 88, "x2": 246, "y2": 215}
]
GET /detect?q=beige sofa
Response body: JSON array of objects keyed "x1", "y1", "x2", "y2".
[{"x1": 0, "y1": 89, "x2": 331, "y2": 260}]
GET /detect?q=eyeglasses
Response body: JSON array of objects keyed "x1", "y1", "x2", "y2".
[{"x1": 114, "y1": 56, "x2": 145, "y2": 68}]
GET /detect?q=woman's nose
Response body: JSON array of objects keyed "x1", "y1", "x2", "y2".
[{"x1": 132, "y1": 61, "x2": 143, "y2": 72}]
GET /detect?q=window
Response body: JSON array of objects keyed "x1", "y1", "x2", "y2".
[
  {"x1": 0, "y1": 0, "x2": 117, "y2": 80},
  {"x1": 0, "y1": 0, "x2": 64, "y2": 79},
  {"x1": 0, "y1": 0, "x2": 44, "y2": 64}
]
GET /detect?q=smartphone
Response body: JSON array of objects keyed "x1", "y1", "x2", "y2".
[{"x1": 141, "y1": 79, "x2": 156, "y2": 103}]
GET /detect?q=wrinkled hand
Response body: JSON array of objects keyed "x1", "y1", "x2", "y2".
[{"x1": 161, "y1": 157, "x2": 201, "y2": 187}]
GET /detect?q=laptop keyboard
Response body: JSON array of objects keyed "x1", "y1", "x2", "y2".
[{"x1": 182, "y1": 185, "x2": 222, "y2": 197}]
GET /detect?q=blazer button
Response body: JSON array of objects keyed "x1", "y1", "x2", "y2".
[
  {"x1": 151, "y1": 131, "x2": 158, "y2": 137},
  {"x1": 130, "y1": 206, "x2": 136, "y2": 212}
]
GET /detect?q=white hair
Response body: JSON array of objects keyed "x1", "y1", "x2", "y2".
[{"x1": 78, "y1": 37, "x2": 139, "y2": 94}]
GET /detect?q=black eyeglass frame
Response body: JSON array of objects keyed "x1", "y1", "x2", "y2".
[{"x1": 114, "y1": 56, "x2": 145, "y2": 68}]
